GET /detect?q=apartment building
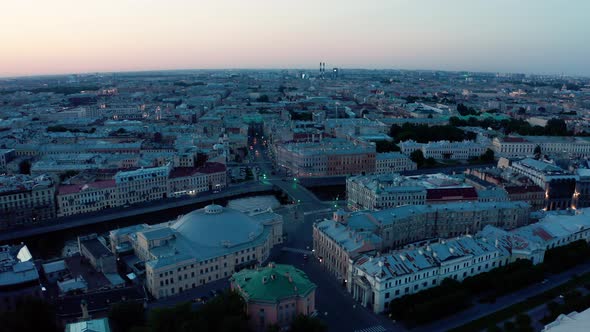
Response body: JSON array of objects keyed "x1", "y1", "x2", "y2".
[
  {"x1": 374, "y1": 152, "x2": 417, "y2": 174},
  {"x1": 350, "y1": 235, "x2": 507, "y2": 313},
  {"x1": 492, "y1": 136, "x2": 590, "y2": 158},
  {"x1": 346, "y1": 173, "x2": 476, "y2": 211},
  {"x1": 347, "y1": 207, "x2": 590, "y2": 314},
  {"x1": 275, "y1": 138, "x2": 376, "y2": 177},
  {"x1": 507, "y1": 158, "x2": 577, "y2": 210},
  {"x1": 0, "y1": 175, "x2": 56, "y2": 229},
  {"x1": 399, "y1": 140, "x2": 486, "y2": 160},
  {"x1": 168, "y1": 162, "x2": 227, "y2": 197},
  {"x1": 110, "y1": 205, "x2": 283, "y2": 299},
  {"x1": 115, "y1": 164, "x2": 171, "y2": 205},
  {"x1": 57, "y1": 180, "x2": 117, "y2": 217},
  {"x1": 313, "y1": 201, "x2": 530, "y2": 283}
]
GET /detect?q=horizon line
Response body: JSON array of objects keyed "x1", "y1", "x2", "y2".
[{"x1": 1, "y1": 66, "x2": 587, "y2": 81}]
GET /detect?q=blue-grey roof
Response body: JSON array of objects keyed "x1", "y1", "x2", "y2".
[{"x1": 171, "y1": 205, "x2": 263, "y2": 248}]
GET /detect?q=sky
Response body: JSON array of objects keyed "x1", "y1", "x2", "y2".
[{"x1": 1, "y1": 0, "x2": 589, "y2": 77}]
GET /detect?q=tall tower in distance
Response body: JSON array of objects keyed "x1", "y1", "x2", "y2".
[{"x1": 332, "y1": 67, "x2": 339, "y2": 79}]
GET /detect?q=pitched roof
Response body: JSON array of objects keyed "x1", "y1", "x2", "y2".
[
  {"x1": 58, "y1": 180, "x2": 116, "y2": 195},
  {"x1": 231, "y1": 264, "x2": 316, "y2": 303}
]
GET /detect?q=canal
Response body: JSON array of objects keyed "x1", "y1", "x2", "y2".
[{"x1": 8, "y1": 190, "x2": 284, "y2": 259}]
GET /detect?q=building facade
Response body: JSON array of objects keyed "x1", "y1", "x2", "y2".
[
  {"x1": 346, "y1": 207, "x2": 590, "y2": 314},
  {"x1": 350, "y1": 235, "x2": 507, "y2": 313},
  {"x1": 115, "y1": 164, "x2": 171, "y2": 205},
  {"x1": 492, "y1": 136, "x2": 590, "y2": 159},
  {"x1": 0, "y1": 244, "x2": 42, "y2": 312},
  {"x1": 374, "y1": 152, "x2": 417, "y2": 174},
  {"x1": 275, "y1": 138, "x2": 376, "y2": 177},
  {"x1": 231, "y1": 263, "x2": 317, "y2": 332},
  {"x1": 0, "y1": 175, "x2": 56, "y2": 229},
  {"x1": 399, "y1": 140, "x2": 486, "y2": 160},
  {"x1": 109, "y1": 205, "x2": 283, "y2": 299},
  {"x1": 57, "y1": 180, "x2": 117, "y2": 217},
  {"x1": 508, "y1": 158, "x2": 577, "y2": 210}
]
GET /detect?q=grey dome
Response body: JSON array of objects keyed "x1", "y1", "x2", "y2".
[{"x1": 171, "y1": 205, "x2": 264, "y2": 248}]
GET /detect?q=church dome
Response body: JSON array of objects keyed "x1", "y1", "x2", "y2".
[{"x1": 171, "y1": 204, "x2": 264, "y2": 248}]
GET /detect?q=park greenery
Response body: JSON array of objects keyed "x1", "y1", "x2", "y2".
[
  {"x1": 541, "y1": 290, "x2": 590, "y2": 325},
  {"x1": 468, "y1": 149, "x2": 496, "y2": 165},
  {"x1": 449, "y1": 116, "x2": 572, "y2": 136},
  {"x1": 389, "y1": 240, "x2": 590, "y2": 325},
  {"x1": 389, "y1": 123, "x2": 477, "y2": 144},
  {"x1": 453, "y1": 272, "x2": 590, "y2": 332},
  {"x1": 0, "y1": 297, "x2": 60, "y2": 332},
  {"x1": 374, "y1": 140, "x2": 400, "y2": 153},
  {"x1": 107, "y1": 291, "x2": 326, "y2": 332},
  {"x1": 18, "y1": 159, "x2": 31, "y2": 175},
  {"x1": 456, "y1": 103, "x2": 480, "y2": 116},
  {"x1": 47, "y1": 125, "x2": 96, "y2": 134}
]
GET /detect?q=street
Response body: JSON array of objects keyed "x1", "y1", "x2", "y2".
[{"x1": 414, "y1": 260, "x2": 590, "y2": 332}]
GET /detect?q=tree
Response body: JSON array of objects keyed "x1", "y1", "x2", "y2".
[
  {"x1": 457, "y1": 103, "x2": 479, "y2": 116},
  {"x1": 18, "y1": 159, "x2": 31, "y2": 175},
  {"x1": 480, "y1": 149, "x2": 495, "y2": 163},
  {"x1": 545, "y1": 118, "x2": 568, "y2": 136},
  {"x1": 0, "y1": 297, "x2": 60, "y2": 332},
  {"x1": 515, "y1": 313, "x2": 533, "y2": 332},
  {"x1": 410, "y1": 150, "x2": 425, "y2": 168},
  {"x1": 195, "y1": 153, "x2": 208, "y2": 168},
  {"x1": 375, "y1": 140, "x2": 400, "y2": 153},
  {"x1": 109, "y1": 301, "x2": 146, "y2": 332},
  {"x1": 256, "y1": 95, "x2": 270, "y2": 103},
  {"x1": 59, "y1": 170, "x2": 80, "y2": 181},
  {"x1": 425, "y1": 157, "x2": 437, "y2": 167},
  {"x1": 534, "y1": 145, "x2": 542, "y2": 159},
  {"x1": 503, "y1": 321, "x2": 515, "y2": 332},
  {"x1": 289, "y1": 315, "x2": 327, "y2": 332},
  {"x1": 486, "y1": 325, "x2": 502, "y2": 332},
  {"x1": 147, "y1": 302, "x2": 193, "y2": 332},
  {"x1": 154, "y1": 132, "x2": 163, "y2": 143}
]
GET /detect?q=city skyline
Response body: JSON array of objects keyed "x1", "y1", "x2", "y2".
[{"x1": 2, "y1": 0, "x2": 589, "y2": 77}]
